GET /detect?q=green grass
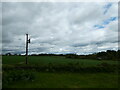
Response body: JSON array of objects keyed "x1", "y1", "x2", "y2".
[
  {"x1": 2, "y1": 56, "x2": 25, "y2": 64},
  {"x1": 5, "y1": 72, "x2": 118, "y2": 88},
  {"x1": 2, "y1": 56, "x2": 118, "y2": 67},
  {"x1": 2, "y1": 56, "x2": 119, "y2": 88}
]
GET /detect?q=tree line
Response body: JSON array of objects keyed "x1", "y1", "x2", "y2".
[
  {"x1": 65, "y1": 50, "x2": 120, "y2": 60},
  {"x1": 3, "y1": 50, "x2": 120, "y2": 60}
]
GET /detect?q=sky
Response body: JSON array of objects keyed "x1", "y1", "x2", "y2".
[{"x1": 2, "y1": 2, "x2": 118, "y2": 55}]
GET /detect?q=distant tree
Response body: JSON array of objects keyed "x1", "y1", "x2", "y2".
[
  {"x1": 65, "y1": 54, "x2": 79, "y2": 59},
  {"x1": 14, "y1": 53, "x2": 18, "y2": 56},
  {"x1": 5, "y1": 53, "x2": 11, "y2": 56},
  {"x1": 117, "y1": 50, "x2": 120, "y2": 60},
  {"x1": 31, "y1": 54, "x2": 38, "y2": 56},
  {"x1": 65, "y1": 50, "x2": 118, "y2": 60},
  {"x1": 19, "y1": 54, "x2": 21, "y2": 56},
  {"x1": 106, "y1": 50, "x2": 117, "y2": 60}
]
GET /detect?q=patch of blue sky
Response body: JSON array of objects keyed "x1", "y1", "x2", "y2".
[
  {"x1": 94, "y1": 17, "x2": 117, "y2": 29},
  {"x1": 94, "y1": 25, "x2": 105, "y2": 29},
  {"x1": 103, "y1": 3, "x2": 112, "y2": 14},
  {"x1": 103, "y1": 17, "x2": 117, "y2": 25}
]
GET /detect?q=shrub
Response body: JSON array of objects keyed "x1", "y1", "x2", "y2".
[{"x1": 3, "y1": 70, "x2": 35, "y2": 87}]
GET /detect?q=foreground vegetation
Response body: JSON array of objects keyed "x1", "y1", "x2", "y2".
[
  {"x1": 3, "y1": 71, "x2": 118, "y2": 88},
  {"x1": 2, "y1": 55, "x2": 119, "y2": 88}
]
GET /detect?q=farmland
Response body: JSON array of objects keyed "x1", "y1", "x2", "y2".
[
  {"x1": 2, "y1": 56, "x2": 119, "y2": 88},
  {"x1": 2, "y1": 56, "x2": 118, "y2": 66}
]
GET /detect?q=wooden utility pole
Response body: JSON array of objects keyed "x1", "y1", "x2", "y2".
[{"x1": 26, "y1": 34, "x2": 30, "y2": 64}]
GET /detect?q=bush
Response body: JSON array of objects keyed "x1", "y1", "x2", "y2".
[{"x1": 3, "y1": 70, "x2": 35, "y2": 87}]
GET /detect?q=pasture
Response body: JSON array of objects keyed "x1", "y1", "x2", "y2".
[
  {"x1": 4, "y1": 72, "x2": 118, "y2": 88},
  {"x1": 2, "y1": 56, "x2": 118, "y2": 66},
  {"x1": 2, "y1": 56, "x2": 119, "y2": 88}
]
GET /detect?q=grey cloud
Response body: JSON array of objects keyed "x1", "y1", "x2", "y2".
[{"x1": 2, "y1": 2, "x2": 118, "y2": 55}]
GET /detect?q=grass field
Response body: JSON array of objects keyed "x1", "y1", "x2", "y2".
[
  {"x1": 2, "y1": 56, "x2": 119, "y2": 88},
  {"x1": 2, "y1": 56, "x2": 118, "y2": 67},
  {"x1": 5, "y1": 72, "x2": 118, "y2": 88}
]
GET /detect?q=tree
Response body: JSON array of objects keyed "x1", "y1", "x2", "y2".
[{"x1": 5, "y1": 53, "x2": 11, "y2": 56}]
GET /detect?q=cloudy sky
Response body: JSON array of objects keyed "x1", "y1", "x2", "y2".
[{"x1": 2, "y1": 2, "x2": 118, "y2": 55}]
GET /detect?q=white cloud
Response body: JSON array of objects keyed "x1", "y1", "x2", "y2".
[{"x1": 2, "y1": 2, "x2": 118, "y2": 54}]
